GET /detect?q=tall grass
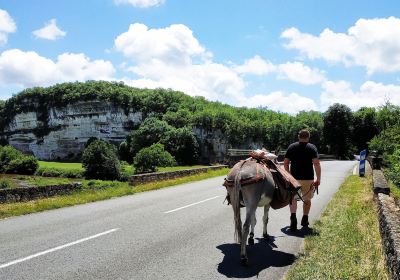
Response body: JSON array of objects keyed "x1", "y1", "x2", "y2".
[{"x1": 285, "y1": 175, "x2": 389, "y2": 280}]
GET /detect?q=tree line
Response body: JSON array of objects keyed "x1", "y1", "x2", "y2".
[{"x1": 0, "y1": 81, "x2": 398, "y2": 183}]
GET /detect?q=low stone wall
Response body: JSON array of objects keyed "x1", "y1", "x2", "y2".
[
  {"x1": 129, "y1": 165, "x2": 228, "y2": 186},
  {"x1": 0, "y1": 182, "x2": 83, "y2": 203},
  {"x1": 373, "y1": 170, "x2": 400, "y2": 279}
]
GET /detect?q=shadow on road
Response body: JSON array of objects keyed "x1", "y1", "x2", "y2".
[
  {"x1": 280, "y1": 226, "x2": 319, "y2": 238},
  {"x1": 216, "y1": 236, "x2": 296, "y2": 278}
]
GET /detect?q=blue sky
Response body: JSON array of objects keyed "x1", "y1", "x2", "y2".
[{"x1": 1, "y1": 0, "x2": 400, "y2": 113}]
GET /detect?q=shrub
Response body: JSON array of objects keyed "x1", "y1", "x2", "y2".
[
  {"x1": 6, "y1": 156, "x2": 39, "y2": 175},
  {"x1": 82, "y1": 140, "x2": 121, "y2": 180},
  {"x1": 133, "y1": 143, "x2": 176, "y2": 173},
  {"x1": 35, "y1": 166, "x2": 84, "y2": 178},
  {"x1": 0, "y1": 179, "x2": 11, "y2": 189},
  {"x1": 386, "y1": 147, "x2": 400, "y2": 187},
  {"x1": 0, "y1": 146, "x2": 38, "y2": 175}
]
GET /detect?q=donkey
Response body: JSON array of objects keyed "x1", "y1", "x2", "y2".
[{"x1": 225, "y1": 159, "x2": 276, "y2": 265}]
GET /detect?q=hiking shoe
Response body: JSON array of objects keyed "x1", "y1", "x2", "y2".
[
  {"x1": 290, "y1": 215, "x2": 297, "y2": 231},
  {"x1": 301, "y1": 215, "x2": 309, "y2": 227}
]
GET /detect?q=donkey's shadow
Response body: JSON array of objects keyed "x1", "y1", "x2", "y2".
[{"x1": 216, "y1": 236, "x2": 295, "y2": 278}]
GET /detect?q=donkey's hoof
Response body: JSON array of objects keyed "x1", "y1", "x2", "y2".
[
  {"x1": 240, "y1": 256, "x2": 248, "y2": 266},
  {"x1": 248, "y1": 237, "x2": 254, "y2": 245},
  {"x1": 263, "y1": 233, "x2": 269, "y2": 239}
]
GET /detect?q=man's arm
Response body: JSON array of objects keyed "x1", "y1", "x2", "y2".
[
  {"x1": 312, "y1": 158, "x2": 321, "y2": 186},
  {"x1": 284, "y1": 158, "x2": 290, "y2": 173}
]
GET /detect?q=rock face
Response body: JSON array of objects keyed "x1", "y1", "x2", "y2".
[
  {"x1": 1, "y1": 100, "x2": 262, "y2": 162},
  {"x1": 2, "y1": 101, "x2": 142, "y2": 160}
]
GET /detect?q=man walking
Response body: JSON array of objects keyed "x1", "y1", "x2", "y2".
[{"x1": 284, "y1": 129, "x2": 321, "y2": 231}]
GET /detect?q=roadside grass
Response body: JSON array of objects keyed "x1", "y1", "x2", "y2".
[
  {"x1": 285, "y1": 175, "x2": 389, "y2": 280},
  {"x1": 0, "y1": 168, "x2": 229, "y2": 220}
]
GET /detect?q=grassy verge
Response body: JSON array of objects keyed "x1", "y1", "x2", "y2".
[
  {"x1": 0, "y1": 168, "x2": 229, "y2": 220},
  {"x1": 285, "y1": 175, "x2": 389, "y2": 280}
]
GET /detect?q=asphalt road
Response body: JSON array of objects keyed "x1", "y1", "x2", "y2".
[{"x1": 0, "y1": 160, "x2": 356, "y2": 280}]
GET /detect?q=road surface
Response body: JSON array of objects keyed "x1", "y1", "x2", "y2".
[{"x1": 0, "y1": 160, "x2": 356, "y2": 280}]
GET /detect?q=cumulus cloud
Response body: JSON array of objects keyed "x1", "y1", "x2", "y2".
[
  {"x1": 114, "y1": 0, "x2": 164, "y2": 8},
  {"x1": 282, "y1": 17, "x2": 400, "y2": 74},
  {"x1": 0, "y1": 49, "x2": 115, "y2": 87},
  {"x1": 244, "y1": 91, "x2": 318, "y2": 114},
  {"x1": 234, "y1": 56, "x2": 325, "y2": 85},
  {"x1": 0, "y1": 9, "x2": 16, "y2": 45},
  {"x1": 115, "y1": 23, "x2": 206, "y2": 65},
  {"x1": 277, "y1": 62, "x2": 325, "y2": 85},
  {"x1": 234, "y1": 55, "x2": 276, "y2": 75},
  {"x1": 321, "y1": 80, "x2": 400, "y2": 111},
  {"x1": 115, "y1": 23, "x2": 244, "y2": 104},
  {"x1": 33, "y1": 19, "x2": 66, "y2": 40}
]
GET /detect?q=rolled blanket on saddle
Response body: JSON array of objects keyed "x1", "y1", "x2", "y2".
[{"x1": 223, "y1": 156, "x2": 301, "y2": 209}]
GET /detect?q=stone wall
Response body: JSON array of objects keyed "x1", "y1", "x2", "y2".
[
  {"x1": 0, "y1": 182, "x2": 83, "y2": 203},
  {"x1": 373, "y1": 169, "x2": 400, "y2": 279},
  {"x1": 129, "y1": 165, "x2": 228, "y2": 186}
]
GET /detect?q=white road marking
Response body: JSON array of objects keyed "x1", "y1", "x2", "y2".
[
  {"x1": 0, "y1": 228, "x2": 120, "y2": 269},
  {"x1": 164, "y1": 196, "x2": 221, "y2": 214}
]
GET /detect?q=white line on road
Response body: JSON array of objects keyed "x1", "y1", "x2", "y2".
[
  {"x1": 0, "y1": 228, "x2": 120, "y2": 269},
  {"x1": 164, "y1": 196, "x2": 221, "y2": 214}
]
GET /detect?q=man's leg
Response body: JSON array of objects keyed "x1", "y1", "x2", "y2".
[
  {"x1": 289, "y1": 198, "x2": 297, "y2": 231},
  {"x1": 300, "y1": 180, "x2": 314, "y2": 227}
]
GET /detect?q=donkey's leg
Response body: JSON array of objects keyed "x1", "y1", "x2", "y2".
[
  {"x1": 248, "y1": 213, "x2": 256, "y2": 246},
  {"x1": 263, "y1": 205, "x2": 270, "y2": 238},
  {"x1": 241, "y1": 204, "x2": 256, "y2": 265}
]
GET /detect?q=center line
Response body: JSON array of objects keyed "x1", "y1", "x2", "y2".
[
  {"x1": 0, "y1": 228, "x2": 120, "y2": 269},
  {"x1": 164, "y1": 196, "x2": 221, "y2": 214}
]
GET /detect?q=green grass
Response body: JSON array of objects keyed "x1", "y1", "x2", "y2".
[
  {"x1": 39, "y1": 161, "x2": 207, "y2": 174},
  {"x1": 285, "y1": 175, "x2": 389, "y2": 280},
  {"x1": 390, "y1": 181, "x2": 400, "y2": 202},
  {"x1": 38, "y1": 161, "x2": 84, "y2": 170},
  {"x1": 0, "y1": 168, "x2": 229, "y2": 219}
]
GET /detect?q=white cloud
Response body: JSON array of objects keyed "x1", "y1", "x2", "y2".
[
  {"x1": 277, "y1": 62, "x2": 325, "y2": 85},
  {"x1": 115, "y1": 23, "x2": 244, "y2": 104},
  {"x1": 234, "y1": 55, "x2": 276, "y2": 75},
  {"x1": 282, "y1": 17, "x2": 400, "y2": 74},
  {"x1": 0, "y1": 9, "x2": 16, "y2": 45},
  {"x1": 321, "y1": 80, "x2": 400, "y2": 111},
  {"x1": 0, "y1": 49, "x2": 115, "y2": 87},
  {"x1": 114, "y1": 0, "x2": 164, "y2": 8},
  {"x1": 115, "y1": 23, "x2": 206, "y2": 65},
  {"x1": 33, "y1": 19, "x2": 66, "y2": 40},
  {"x1": 244, "y1": 91, "x2": 318, "y2": 114},
  {"x1": 234, "y1": 56, "x2": 325, "y2": 85}
]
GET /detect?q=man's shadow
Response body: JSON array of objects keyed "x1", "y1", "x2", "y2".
[
  {"x1": 216, "y1": 236, "x2": 296, "y2": 278},
  {"x1": 280, "y1": 226, "x2": 319, "y2": 238}
]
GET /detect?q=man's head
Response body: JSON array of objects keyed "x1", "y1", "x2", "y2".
[{"x1": 298, "y1": 129, "x2": 310, "y2": 142}]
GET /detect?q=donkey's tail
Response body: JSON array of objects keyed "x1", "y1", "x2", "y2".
[{"x1": 232, "y1": 163, "x2": 243, "y2": 243}]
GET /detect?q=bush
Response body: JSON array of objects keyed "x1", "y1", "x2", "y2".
[
  {"x1": 35, "y1": 166, "x2": 84, "y2": 178},
  {"x1": 82, "y1": 140, "x2": 121, "y2": 180},
  {"x1": 0, "y1": 179, "x2": 11, "y2": 189},
  {"x1": 386, "y1": 147, "x2": 400, "y2": 187},
  {"x1": 0, "y1": 146, "x2": 38, "y2": 175},
  {"x1": 133, "y1": 143, "x2": 176, "y2": 173},
  {"x1": 6, "y1": 156, "x2": 39, "y2": 175}
]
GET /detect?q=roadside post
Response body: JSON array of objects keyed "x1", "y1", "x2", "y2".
[{"x1": 359, "y1": 149, "x2": 366, "y2": 177}]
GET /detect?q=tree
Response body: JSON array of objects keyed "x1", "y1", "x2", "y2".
[
  {"x1": 352, "y1": 107, "x2": 379, "y2": 152},
  {"x1": 133, "y1": 143, "x2": 176, "y2": 173},
  {"x1": 82, "y1": 140, "x2": 121, "y2": 180},
  {"x1": 323, "y1": 104, "x2": 354, "y2": 159},
  {"x1": 129, "y1": 117, "x2": 174, "y2": 156},
  {"x1": 161, "y1": 127, "x2": 199, "y2": 165}
]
